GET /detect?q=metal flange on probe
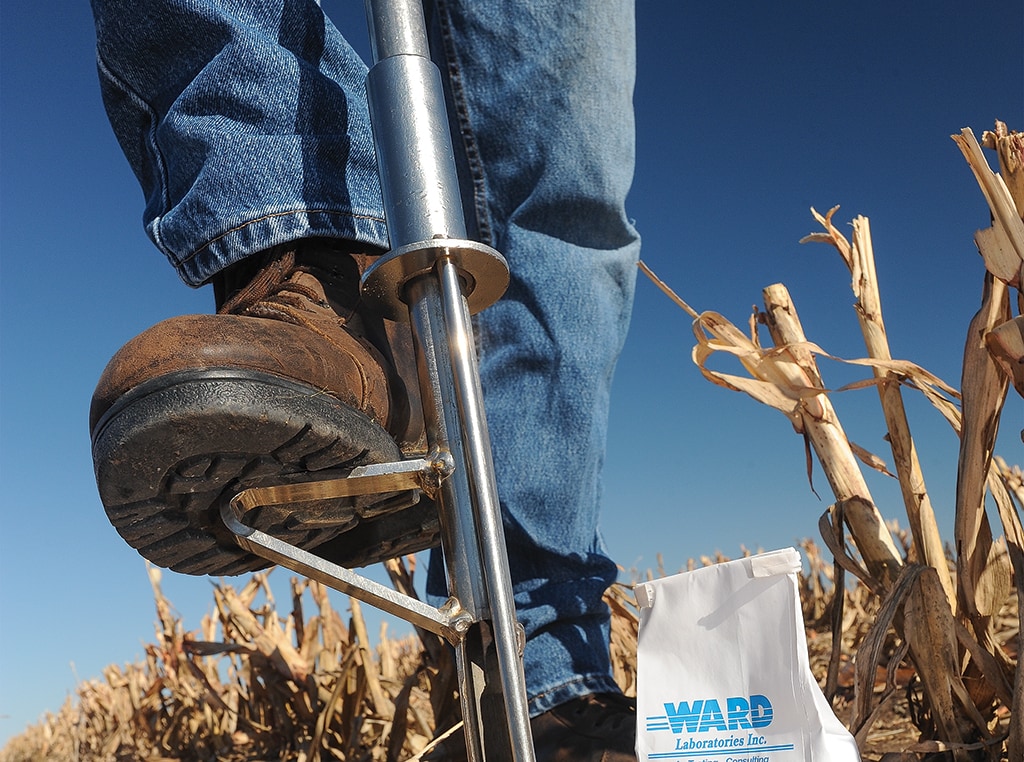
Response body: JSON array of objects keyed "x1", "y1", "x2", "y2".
[
  {"x1": 363, "y1": 237, "x2": 509, "y2": 321},
  {"x1": 358, "y1": 0, "x2": 508, "y2": 318}
]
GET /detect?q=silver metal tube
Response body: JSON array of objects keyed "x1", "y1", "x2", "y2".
[
  {"x1": 366, "y1": 55, "x2": 467, "y2": 246},
  {"x1": 364, "y1": 0, "x2": 429, "y2": 60},
  {"x1": 436, "y1": 258, "x2": 534, "y2": 760},
  {"x1": 362, "y1": 0, "x2": 535, "y2": 757},
  {"x1": 406, "y1": 273, "x2": 489, "y2": 616}
]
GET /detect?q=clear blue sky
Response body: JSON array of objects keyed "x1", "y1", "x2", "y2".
[{"x1": 1, "y1": 0, "x2": 1021, "y2": 745}]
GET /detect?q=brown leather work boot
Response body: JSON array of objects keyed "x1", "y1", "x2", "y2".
[
  {"x1": 530, "y1": 693, "x2": 637, "y2": 761},
  {"x1": 425, "y1": 692, "x2": 636, "y2": 761},
  {"x1": 90, "y1": 240, "x2": 436, "y2": 577}
]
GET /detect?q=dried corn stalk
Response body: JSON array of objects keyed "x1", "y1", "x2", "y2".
[
  {"x1": 639, "y1": 262, "x2": 951, "y2": 587},
  {"x1": 638, "y1": 123, "x2": 1023, "y2": 757},
  {"x1": 953, "y1": 125, "x2": 1024, "y2": 290},
  {"x1": 801, "y1": 207, "x2": 955, "y2": 610},
  {"x1": 4, "y1": 541, "x2": 1016, "y2": 761},
  {"x1": 759, "y1": 283, "x2": 905, "y2": 588},
  {"x1": 953, "y1": 122, "x2": 1024, "y2": 762}
]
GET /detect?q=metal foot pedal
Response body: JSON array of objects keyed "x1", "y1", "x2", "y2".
[{"x1": 220, "y1": 457, "x2": 474, "y2": 644}]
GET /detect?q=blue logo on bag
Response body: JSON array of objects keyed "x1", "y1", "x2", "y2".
[{"x1": 646, "y1": 694, "x2": 773, "y2": 734}]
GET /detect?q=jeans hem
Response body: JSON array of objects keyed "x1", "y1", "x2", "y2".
[
  {"x1": 527, "y1": 674, "x2": 623, "y2": 718},
  {"x1": 162, "y1": 208, "x2": 390, "y2": 286}
]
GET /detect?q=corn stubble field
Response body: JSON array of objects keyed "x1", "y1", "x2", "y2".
[{"x1": 3, "y1": 123, "x2": 1022, "y2": 761}]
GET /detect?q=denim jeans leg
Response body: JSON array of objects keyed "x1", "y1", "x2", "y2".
[
  {"x1": 424, "y1": 0, "x2": 641, "y2": 715},
  {"x1": 91, "y1": 0, "x2": 389, "y2": 286},
  {"x1": 94, "y1": 0, "x2": 640, "y2": 716}
]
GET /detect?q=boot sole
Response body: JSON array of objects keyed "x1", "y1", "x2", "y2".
[{"x1": 92, "y1": 368, "x2": 439, "y2": 576}]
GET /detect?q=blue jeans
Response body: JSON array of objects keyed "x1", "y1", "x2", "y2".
[{"x1": 92, "y1": 0, "x2": 640, "y2": 715}]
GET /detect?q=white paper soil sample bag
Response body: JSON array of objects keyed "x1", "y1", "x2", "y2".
[{"x1": 634, "y1": 547, "x2": 860, "y2": 761}]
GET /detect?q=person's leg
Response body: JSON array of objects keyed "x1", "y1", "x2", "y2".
[
  {"x1": 93, "y1": 0, "x2": 640, "y2": 754},
  {"x1": 92, "y1": 0, "x2": 388, "y2": 285},
  {"x1": 425, "y1": 0, "x2": 641, "y2": 718},
  {"x1": 89, "y1": 0, "x2": 436, "y2": 577}
]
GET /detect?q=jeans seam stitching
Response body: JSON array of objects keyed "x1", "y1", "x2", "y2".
[
  {"x1": 528, "y1": 674, "x2": 621, "y2": 713},
  {"x1": 95, "y1": 51, "x2": 175, "y2": 262},
  {"x1": 432, "y1": 0, "x2": 494, "y2": 249}
]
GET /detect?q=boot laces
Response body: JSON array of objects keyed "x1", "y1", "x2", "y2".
[{"x1": 218, "y1": 249, "x2": 328, "y2": 316}]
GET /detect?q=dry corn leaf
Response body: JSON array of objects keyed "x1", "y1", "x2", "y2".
[
  {"x1": 644, "y1": 259, "x2": 919, "y2": 586},
  {"x1": 386, "y1": 671, "x2": 419, "y2": 761},
  {"x1": 982, "y1": 121, "x2": 1024, "y2": 219},
  {"x1": 851, "y1": 565, "x2": 922, "y2": 740},
  {"x1": 222, "y1": 583, "x2": 310, "y2": 682},
  {"x1": 952, "y1": 127, "x2": 1024, "y2": 288},
  {"x1": 818, "y1": 501, "x2": 879, "y2": 593},
  {"x1": 697, "y1": 311, "x2": 959, "y2": 415},
  {"x1": 642, "y1": 260, "x2": 960, "y2": 429},
  {"x1": 955, "y1": 274, "x2": 1011, "y2": 618},
  {"x1": 951, "y1": 615, "x2": 1015, "y2": 710},
  {"x1": 690, "y1": 310, "x2": 817, "y2": 428},
  {"x1": 985, "y1": 314, "x2": 1024, "y2": 396},
  {"x1": 848, "y1": 440, "x2": 896, "y2": 478},
  {"x1": 351, "y1": 596, "x2": 394, "y2": 717},
  {"x1": 971, "y1": 521, "x2": 1013, "y2": 620},
  {"x1": 641, "y1": 261, "x2": 826, "y2": 427},
  {"x1": 990, "y1": 457, "x2": 1024, "y2": 760},
  {"x1": 902, "y1": 567, "x2": 971, "y2": 760}
]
